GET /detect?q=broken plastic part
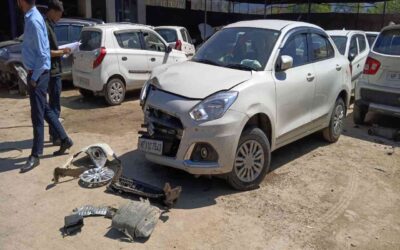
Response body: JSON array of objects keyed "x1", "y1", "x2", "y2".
[
  {"x1": 73, "y1": 205, "x2": 111, "y2": 217},
  {"x1": 63, "y1": 214, "x2": 84, "y2": 236}
]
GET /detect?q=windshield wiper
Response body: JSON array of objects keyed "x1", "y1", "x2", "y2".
[
  {"x1": 192, "y1": 58, "x2": 221, "y2": 66},
  {"x1": 225, "y1": 64, "x2": 255, "y2": 71}
]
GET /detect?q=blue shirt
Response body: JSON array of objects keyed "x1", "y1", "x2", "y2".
[{"x1": 22, "y1": 7, "x2": 50, "y2": 81}]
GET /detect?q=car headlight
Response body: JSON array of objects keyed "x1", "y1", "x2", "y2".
[
  {"x1": 140, "y1": 78, "x2": 155, "y2": 106},
  {"x1": 189, "y1": 91, "x2": 238, "y2": 121}
]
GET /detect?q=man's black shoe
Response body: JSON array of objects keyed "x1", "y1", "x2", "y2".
[
  {"x1": 52, "y1": 138, "x2": 61, "y2": 146},
  {"x1": 20, "y1": 156, "x2": 40, "y2": 173},
  {"x1": 53, "y1": 137, "x2": 73, "y2": 156}
]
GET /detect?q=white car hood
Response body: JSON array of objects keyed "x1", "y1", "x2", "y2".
[{"x1": 152, "y1": 61, "x2": 252, "y2": 99}]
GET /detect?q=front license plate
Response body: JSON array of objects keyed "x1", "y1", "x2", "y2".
[
  {"x1": 387, "y1": 72, "x2": 400, "y2": 81},
  {"x1": 138, "y1": 138, "x2": 163, "y2": 155}
]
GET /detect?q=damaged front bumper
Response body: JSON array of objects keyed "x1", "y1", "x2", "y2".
[{"x1": 139, "y1": 88, "x2": 246, "y2": 175}]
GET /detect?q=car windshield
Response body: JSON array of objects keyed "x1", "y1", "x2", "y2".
[
  {"x1": 373, "y1": 29, "x2": 400, "y2": 56},
  {"x1": 331, "y1": 36, "x2": 347, "y2": 55},
  {"x1": 79, "y1": 30, "x2": 102, "y2": 51},
  {"x1": 366, "y1": 34, "x2": 377, "y2": 47},
  {"x1": 192, "y1": 27, "x2": 280, "y2": 71},
  {"x1": 155, "y1": 29, "x2": 178, "y2": 43}
]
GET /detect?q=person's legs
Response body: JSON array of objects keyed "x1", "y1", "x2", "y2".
[{"x1": 48, "y1": 75, "x2": 62, "y2": 142}]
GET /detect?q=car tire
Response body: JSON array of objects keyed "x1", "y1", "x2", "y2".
[
  {"x1": 227, "y1": 127, "x2": 271, "y2": 191},
  {"x1": 104, "y1": 78, "x2": 125, "y2": 106},
  {"x1": 353, "y1": 102, "x2": 367, "y2": 125},
  {"x1": 323, "y1": 98, "x2": 346, "y2": 143},
  {"x1": 18, "y1": 78, "x2": 27, "y2": 96},
  {"x1": 79, "y1": 88, "x2": 94, "y2": 98}
]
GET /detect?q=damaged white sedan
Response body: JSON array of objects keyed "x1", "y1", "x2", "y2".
[{"x1": 139, "y1": 20, "x2": 352, "y2": 190}]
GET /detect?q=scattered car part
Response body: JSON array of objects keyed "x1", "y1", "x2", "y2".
[
  {"x1": 63, "y1": 214, "x2": 84, "y2": 236},
  {"x1": 368, "y1": 126, "x2": 400, "y2": 141},
  {"x1": 53, "y1": 143, "x2": 120, "y2": 187},
  {"x1": 72, "y1": 205, "x2": 117, "y2": 219},
  {"x1": 111, "y1": 200, "x2": 161, "y2": 240},
  {"x1": 108, "y1": 165, "x2": 182, "y2": 207}
]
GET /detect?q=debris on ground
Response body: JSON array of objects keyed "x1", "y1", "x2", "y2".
[
  {"x1": 63, "y1": 214, "x2": 84, "y2": 237},
  {"x1": 111, "y1": 200, "x2": 161, "y2": 240},
  {"x1": 72, "y1": 205, "x2": 117, "y2": 219},
  {"x1": 53, "y1": 143, "x2": 120, "y2": 187}
]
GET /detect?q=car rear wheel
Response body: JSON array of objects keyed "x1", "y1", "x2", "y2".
[
  {"x1": 323, "y1": 98, "x2": 346, "y2": 143},
  {"x1": 79, "y1": 88, "x2": 94, "y2": 98},
  {"x1": 227, "y1": 127, "x2": 271, "y2": 191},
  {"x1": 105, "y1": 78, "x2": 125, "y2": 106},
  {"x1": 353, "y1": 102, "x2": 367, "y2": 125}
]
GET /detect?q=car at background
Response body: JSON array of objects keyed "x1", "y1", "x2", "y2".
[
  {"x1": 72, "y1": 23, "x2": 187, "y2": 105},
  {"x1": 155, "y1": 26, "x2": 195, "y2": 57},
  {"x1": 0, "y1": 18, "x2": 102, "y2": 95},
  {"x1": 366, "y1": 31, "x2": 379, "y2": 47},
  {"x1": 327, "y1": 30, "x2": 370, "y2": 90},
  {"x1": 354, "y1": 25, "x2": 400, "y2": 124},
  {"x1": 139, "y1": 20, "x2": 351, "y2": 190}
]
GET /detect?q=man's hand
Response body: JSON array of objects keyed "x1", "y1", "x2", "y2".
[
  {"x1": 29, "y1": 79, "x2": 37, "y2": 88},
  {"x1": 62, "y1": 48, "x2": 72, "y2": 55}
]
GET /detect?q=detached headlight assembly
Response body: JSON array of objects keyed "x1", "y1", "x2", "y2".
[
  {"x1": 140, "y1": 78, "x2": 156, "y2": 106},
  {"x1": 189, "y1": 91, "x2": 238, "y2": 121}
]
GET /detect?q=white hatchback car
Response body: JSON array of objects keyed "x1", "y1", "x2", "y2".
[
  {"x1": 354, "y1": 24, "x2": 400, "y2": 123},
  {"x1": 73, "y1": 23, "x2": 187, "y2": 105},
  {"x1": 139, "y1": 20, "x2": 352, "y2": 190},
  {"x1": 155, "y1": 26, "x2": 196, "y2": 57},
  {"x1": 327, "y1": 30, "x2": 370, "y2": 89}
]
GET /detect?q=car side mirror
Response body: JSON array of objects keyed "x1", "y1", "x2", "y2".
[
  {"x1": 348, "y1": 53, "x2": 356, "y2": 62},
  {"x1": 278, "y1": 55, "x2": 293, "y2": 71},
  {"x1": 166, "y1": 44, "x2": 173, "y2": 53}
]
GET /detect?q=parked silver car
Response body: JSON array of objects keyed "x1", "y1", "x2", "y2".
[
  {"x1": 138, "y1": 20, "x2": 352, "y2": 190},
  {"x1": 354, "y1": 24, "x2": 400, "y2": 123}
]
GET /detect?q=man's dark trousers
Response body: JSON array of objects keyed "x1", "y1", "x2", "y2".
[
  {"x1": 48, "y1": 75, "x2": 62, "y2": 140},
  {"x1": 29, "y1": 71, "x2": 67, "y2": 156}
]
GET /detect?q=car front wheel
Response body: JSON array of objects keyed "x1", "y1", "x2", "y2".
[
  {"x1": 105, "y1": 78, "x2": 125, "y2": 106},
  {"x1": 227, "y1": 127, "x2": 271, "y2": 191},
  {"x1": 323, "y1": 98, "x2": 346, "y2": 143}
]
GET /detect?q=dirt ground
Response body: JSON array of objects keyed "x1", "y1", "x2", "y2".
[{"x1": 0, "y1": 86, "x2": 399, "y2": 250}]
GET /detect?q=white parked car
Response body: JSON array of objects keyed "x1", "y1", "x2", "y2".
[
  {"x1": 139, "y1": 20, "x2": 352, "y2": 190},
  {"x1": 327, "y1": 30, "x2": 370, "y2": 89},
  {"x1": 73, "y1": 23, "x2": 187, "y2": 105},
  {"x1": 354, "y1": 25, "x2": 400, "y2": 124},
  {"x1": 155, "y1": 26, "x2": 195, "y2": 57}
]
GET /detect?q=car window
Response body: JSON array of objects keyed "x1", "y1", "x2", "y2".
[
  {"x1": 357, "y1": 35, "x2": 367, "y2": 52},
  {"x1": 280, "y1": 33, "x2": 309, "y2": 67},
  {"x1": 79, "y1": 30, "x2": 102, "y2": 51},
  {"x1": 180, "y1": 29, "x2": 188, "y2": 42},
  {"x1": 310, "y1": 33, "x2": 334, "y2": 61},
  {"x1": 366, "y1": 34, "x2": 377, "y2": 47},
  {"x1": 193, "y1": 27, "x2": 280, "y2": 71},
  {"x1": 155, "y1": 29, "x2": 178, "y2": 43},
  {"x1": 143, "y1": 31, "x2": 166, "y2": 52},
  {"x1": 70, "y1": 25, "x2": 83, "y2": 43},
  {"x1": 373, "y1": 29, "x2": 400, "y2": 56},
  {"x1": 54, "y1": 25, "x2": 69, "y2": 45},
  {"x1": 349, "y1": 36, "x2": 359, "y2": 56},
  {"x1": 331, "y1": 36, "x2": 347, "y2": 55},
  {"x1": 115, "y1": 32, "x2": 142, "y2": 49},
  {"x1": 185, "y1": 29, "x2": 192, "y2": 44}
]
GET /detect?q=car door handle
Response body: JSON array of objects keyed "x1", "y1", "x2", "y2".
[
  {"x1": 306, "y1": 73, "x2": 315, "y2": 82},
  {"x1": 122, "y1": 57, "x2": 127, "y2": 61},
  {"x1": 150, "y1": 57, "x2": 156, "y2": 62},
  {"x1": 336, "y1": 64, "x2": 342, "y2": 71}
]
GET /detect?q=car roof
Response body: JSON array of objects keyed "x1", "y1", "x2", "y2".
[
  {"x1": 155, "y1": 26, "x2": 185, "y2": 30},
  {"x1": 90, "y1": 23, "x2": 154, "y2": 31},
  {"x1": 326, "y1": 30, "x2": 365, "y2": 36},
  {"x1": 57, "y1": 18, "x2": 103, "y2": 26},
  {"x1": 381, "y1": 24, "x2": 400, "y2": 32},
  {"x1": 224, "y1": 19, "x2": 320, "y2": 31}
]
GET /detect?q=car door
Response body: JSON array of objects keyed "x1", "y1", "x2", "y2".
[
  {"x1": 309, "y1": 32, "x2": 343, "y2": 123},
  {"x1": 348, "y1": 35, "x2": 361, "y2": 87},
  {"x1": 275, "y1": 31, "x2": 315, "y2": 144},
  {"x1": 183, "y1": 28, "x2": 196, "y2": 57},
  {"x1": 142, "y1": 30, "x2": 176, "y2": 70},
  {"x1": 114, "y1": 30, "x2": 150, "y2": 90},
  {"x1": 355, "y1": 34, "x2": 369, "y2": 74},
  {"x1": 62, "y1": 24, "x2": 83, "y2": 76}
]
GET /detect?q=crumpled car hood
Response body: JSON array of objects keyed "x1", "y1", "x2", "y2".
[{"x1": 151, "y1": 61, "x2": 252, "y2": 99}]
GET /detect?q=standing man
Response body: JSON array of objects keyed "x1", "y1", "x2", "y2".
[
  {"x1": 18, "y1": 0, "x2": 74, "y2": 173},
  {"x1": 45, "y1": 0, "x2": 69, "y2": 146}
]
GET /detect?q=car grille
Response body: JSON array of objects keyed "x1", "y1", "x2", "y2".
[
  {"x1": 144, "y1": 107, "x2": 183, "y2": 157},
  {"x1": 361, "y1": 88, "x2": 400, "y2": 107}
]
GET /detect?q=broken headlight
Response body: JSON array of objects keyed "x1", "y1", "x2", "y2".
[
  {"x1": 189, "y1": 91, "x2": 238, "y2": 121},
  {"x1": 140, "y1": 78, "x2": 157, "y2": 107}
]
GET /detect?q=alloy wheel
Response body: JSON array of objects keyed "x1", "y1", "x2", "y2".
[{"x1": 234, "y1": 140, "x2": 265, "y2": 183}]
